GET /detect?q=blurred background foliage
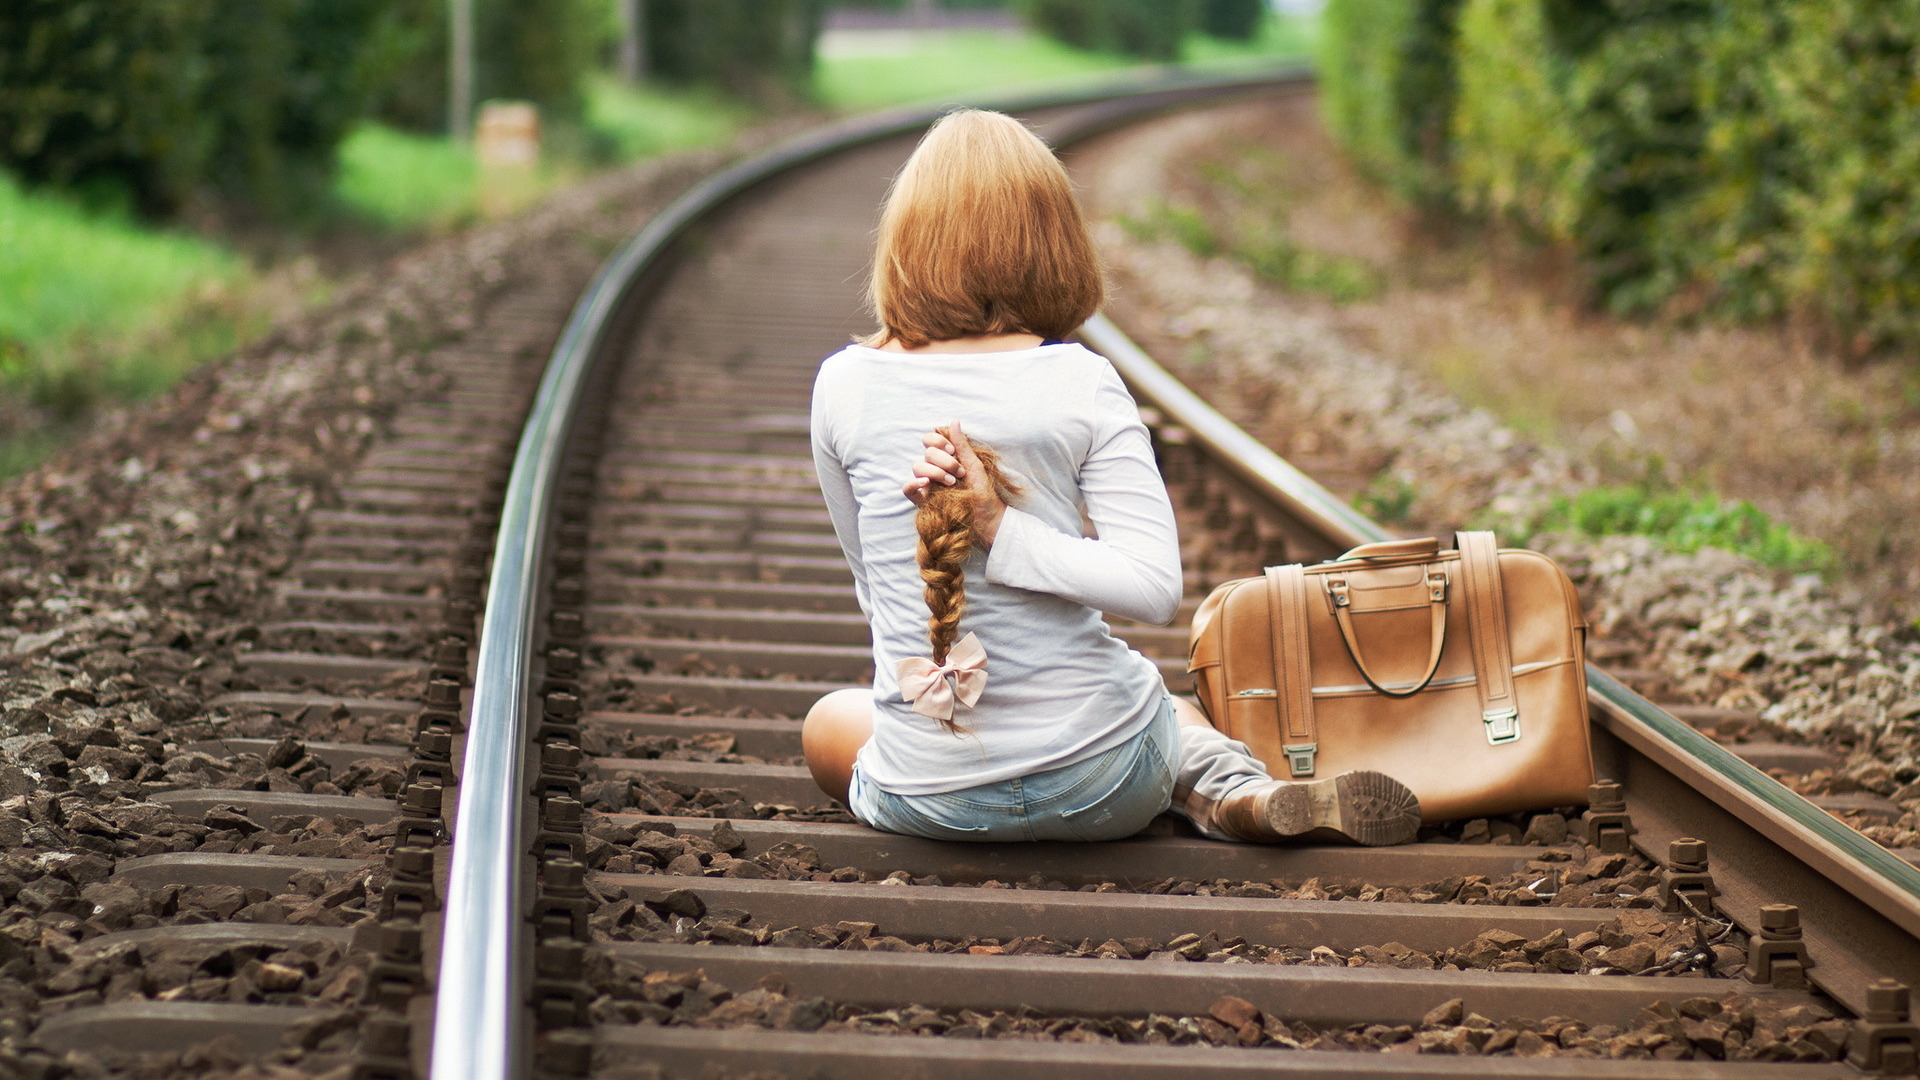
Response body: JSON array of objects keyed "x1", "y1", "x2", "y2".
[
  {"x1": 0, "y1": 0, "x2": 1312, "y2": 477},
  {"x1": 1321, "y1": 0, "x2": 1920, "y2": 356}
]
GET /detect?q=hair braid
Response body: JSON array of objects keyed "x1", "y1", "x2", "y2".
[{"x1": 914, "y1": 427, "x2": 1020, "y2": 733}]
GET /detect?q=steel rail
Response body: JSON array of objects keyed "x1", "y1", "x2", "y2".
[
  {"x1": 434, "y1": 65, "x2": 1314, "y2": 1080},
  {"x1": 441, "y1": 58, "x2": 1920, "y2": 1076},
  {"x1": 1084, "y1": 313, "x2": 1920, "y2": 1015}
]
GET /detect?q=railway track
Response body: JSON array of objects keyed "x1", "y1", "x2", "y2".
[{"x1": 20, "y1": 70, "x2": 1920, "y2": 1079}]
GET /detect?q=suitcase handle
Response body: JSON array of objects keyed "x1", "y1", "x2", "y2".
[
  {"x1": 1338, "y1": 536, "x2": 1440, "y2": 561},
  {"x1": 1325, "y1": 567, "x2": 1449, "y2": 699}
]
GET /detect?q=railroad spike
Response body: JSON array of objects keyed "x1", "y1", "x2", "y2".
[
  {"x1": 379, "y1": 844, "x2": 440, "y2": 921},
  {"x1": 406, "y1": 727, "x2": 456, "y2": 788},
  {"x1": 1849, "y1": 979, "x2": 1919, "y2": 1076},
  {"x1": 396, "y1": 781, "x2": 445, "y2": 849},
  {"x1": 531, "y1": 981, "x2": 593, "y2": 1032},
  {"x1": 534, "y1": 740, "x2": 585, "y2": 804},
  {"x1": 1581, "y1": 779, "x2": 1636, "y2": 854},
  {"x1": 429, "y1": 635, "x2": 470, "y2": 686},
  {"x1": 350, "y1": 1011, "x2": 415, "y2": 1080},
  {"x1": 549, "y1": 608, "x2": 585, "y2": 645},
  {"x1": 362, "y1": 920, "x2": 428, "y2": 1012},
  {"x1": 531, "y1": 857, "x2": 593, "y2": 942},
  {"x1": 423, "y1": 677, "x2": 463, "y2": 713},
  {"x1": 1660, "y1": 837, "x2": 1720, "y2": 917},
  {"x1": 532, "y1": 795, "x2": 588, "y2": 862},
  {"x1": 539, "y1": 691, "x2": 583, "y2": 745},
  {"x1": 546, "y1": 646, "x2": 581, "y2": 678},
  {"x1": 1748, "y1": 903, "x2": 1814, "y2": 990},
  {"x1": 535, "y1": 1029, "x2": 595, "y2": 1079},
  {"x1": 551, "y1": 576, "x2": 585, "y2": 609},
  {"x1": 441, "y1": 596, "x2": 479, "y2": 640}
]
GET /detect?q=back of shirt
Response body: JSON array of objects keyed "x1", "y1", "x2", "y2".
[{"x1": 809, "y1": 341, "x2": 1182, "y2": 795}]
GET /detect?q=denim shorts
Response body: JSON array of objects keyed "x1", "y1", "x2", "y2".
[{"x1": 847, "y1": 695, "x2": 1178, "y2": 843}]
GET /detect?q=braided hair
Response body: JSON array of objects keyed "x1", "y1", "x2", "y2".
[{"x1": 914, "y1": 426, "x2": 1021, "y2": 733}]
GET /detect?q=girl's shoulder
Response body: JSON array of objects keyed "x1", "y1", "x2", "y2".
[{"x1": 814, "y1": 340, "x2": 1117, "y2": 390}]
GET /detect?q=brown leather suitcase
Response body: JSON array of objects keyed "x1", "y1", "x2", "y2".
[{"x1": 1187, "y1": 532, "x2": 1595, "y2": 822}]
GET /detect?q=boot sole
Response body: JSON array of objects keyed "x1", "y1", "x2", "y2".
[{"x1": 1263, "y1": 770, "x2": 1421, "y2": 846}]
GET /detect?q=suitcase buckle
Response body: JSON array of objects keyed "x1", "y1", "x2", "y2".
[
  {"x1": 1283, "y1": 742, "x2": 1317, "y2": 777},
  {"x1": 1484, "y1": 707, "x2": 1520, "y2": 745},
  {"x1": 1427, "y1": 567, "x2": 1448, "y2": 602}
]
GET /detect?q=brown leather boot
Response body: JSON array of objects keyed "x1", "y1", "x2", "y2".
[{"x1": 1211, "y1": 770, "x2": 1421, "y2": 846}]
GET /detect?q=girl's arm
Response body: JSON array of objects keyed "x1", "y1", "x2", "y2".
[
  {"x1": 982, "y1": 367, "x2": 1183, "y2": 625},
  {"x1": 811, "y1": 376, "x2": 874, "y2": 620}
]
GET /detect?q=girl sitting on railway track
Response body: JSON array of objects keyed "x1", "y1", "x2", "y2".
[{"x1": 803, "y1": 108, "x2": 1421, "y2": 846}]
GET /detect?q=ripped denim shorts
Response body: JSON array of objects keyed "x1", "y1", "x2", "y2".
[{"x1": 846, "y1": 695, "x2": 1178, "y2": 843}]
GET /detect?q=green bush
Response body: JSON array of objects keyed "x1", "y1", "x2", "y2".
[
  {"x1": 1448, "y1": 0, "x2": 1583, "y2": 237},
  {"x1": 0, "y1": 1, "x2": 214, "y2": 216},
  {"x1": 0, "y1": 0, "x2": 412, "y2": 218},
  {"x1": 373, "y1": 0, "x2": 613, "y2": 131},
  {"x1": 1199, "y1": 0, "x2": 1265, "y2": 41},
  {"x1": 1327, "y1": 0, "x2": 1920, "y2": 352},
  {"x1": 1532, "y1": 484, "x2": 1833, "y2": 574},
  {"x1": 645, "y1": 0, "x2": 823, "y2": 98},
  {"x1": 1317, "y1": 0, "x2": 1461, "y2": 200},
  {"x1": 1689, "y1": 0, "x2": 1920, "y2": 353},
  {"x1": 1450, "y1": 0, "x2": 1713, "y2": 312},
  {"x1": 1020, "y1": 0, "x2": 1195, "y2": 61}
]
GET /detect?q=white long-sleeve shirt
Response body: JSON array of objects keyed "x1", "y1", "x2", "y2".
[{"x1": 809, "y1": 341, "x2": 1183, "y2": 795}]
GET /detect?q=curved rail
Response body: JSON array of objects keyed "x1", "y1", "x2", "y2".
[
  {"x1": 435, "y1": 64, "x2": 1313, "y2": 1080},
  {"x1": 441, "y1": 61, "x2": 1920, "y2": 1078},
  {"x1": 1085, "y1": 313, "x2": 1920, "y2": 1014}
]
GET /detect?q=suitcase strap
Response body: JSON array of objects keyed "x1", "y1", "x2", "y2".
[
  {"x1": 1263, "y1": 565, "x2": 1319, "y2": 777},
  {"x1": 1326, "y1": 568, "x2": 1450, "y2": 700},
  {"x1": 1458, "y1": 530, "x2": 1520, "y2": 745}
]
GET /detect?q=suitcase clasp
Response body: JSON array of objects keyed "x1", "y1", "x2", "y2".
[
  {"x1": 1283, "y1": 742, "x2": 1317, "y2": 777},
  {"x1": 1484, "y1": 707, "x2": 1520, "y2": 745}
]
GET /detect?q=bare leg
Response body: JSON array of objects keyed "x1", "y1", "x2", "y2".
[
  {"x1": 1170, "y1": 695, "x2": 1216, "y2": 730},
  {"x1": 802, "y1": 688, "x2": 873, "y2": 804}
]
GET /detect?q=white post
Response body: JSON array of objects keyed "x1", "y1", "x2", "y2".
[
  {"x1": 617, "y1": 0, "x2": 646, "y2": 84},
  {"x1": 450, "y1": 0, "x2": 475, "y2": 141}
]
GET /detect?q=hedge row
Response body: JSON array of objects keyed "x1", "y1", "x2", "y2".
[
  {"x1": 1316, "y1": 0, "x2": 1460, "y2": 201},
  {"x1": 0, "y1": 0, "x2": 406, "y2": 217},
  {"x1": 1320, "y1": 0, "x2": 1920, "y2": 354},
  {"x1": 643, "y1": 0, "x2": 824, "y2": 97},
  {"x1": 372, "y1": 0, "x2": 610, "y2": 135},
  {"x1": 1021, "y1": 0, "x2": 1266, "y2": 62},
  {"x1": 4, "y1": 0, "x2": 824, "y2": 221}
]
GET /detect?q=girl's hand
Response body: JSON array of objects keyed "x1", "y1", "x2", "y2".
[
  {"x1": 902, "y1": 421, "x2": 1007, "y2": 546},
  {"x1": 902, "y1": 429, "x2": 962, "y2": 506}
]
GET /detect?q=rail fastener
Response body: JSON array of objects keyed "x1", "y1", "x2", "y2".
[
  {"x1": 1748, "y1": 903, "x2": 1814, "y2": 991},
  {"x1": 350, "y1": 1011, "x2": 416, "y2": 1080},
  {"x1": 1661, "y1": 836, "x2": 1721, "y2": 916},
  {"x1": 1582, "y1": 779, "x2": 1637, "y2": 854},
  {"x1": 1850, "y1": 979, "x2": 1920, "y2": 1075}
]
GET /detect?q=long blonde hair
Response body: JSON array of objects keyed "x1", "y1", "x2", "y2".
[
  {"x1": 915, "y1": 427, "x2": 1021, "y2": 734},
  {"x1": 868, "y1": 109, "x2": 1104, "y2": 348}
]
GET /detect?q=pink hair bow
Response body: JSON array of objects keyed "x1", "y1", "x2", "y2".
[{"x1": 895, "y1": 632, "x2": 989, "y2": 721}]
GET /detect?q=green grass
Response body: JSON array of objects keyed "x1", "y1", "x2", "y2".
[
  {"x1": 0, "y1": 166, "x2": 266, "y2": 463},
  {"x1": 586, "y1": 77, "x2": 753, "y2": 161},
  {"x1": 333, "y1": 122, "x2": 483, "y2": 231},
  {"x1": 1355, "y1": 471, "x2": 1419, "y2": 525},
  {"x1": 0, "y1": 171, "x2": 240, "y2": 356},
  {"x1": 333, "y1": 81, "x2": 751, "y2": 232},
  {"x1": 812, "y1": 16, "x2": 1316, "y2": 114},
  {"x1": 1120, "y1": 198, "x2": 1381, "y2": 302},
  {"x1": 1524, "y1": 485, "x2": 1834, "y2": 573}
]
